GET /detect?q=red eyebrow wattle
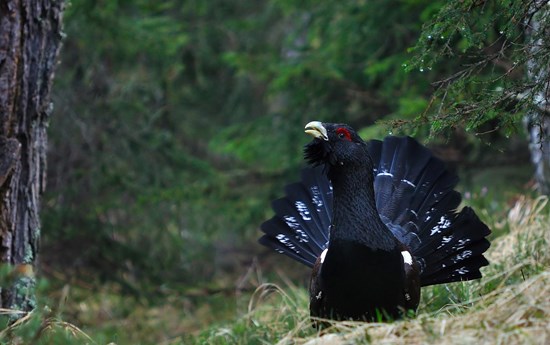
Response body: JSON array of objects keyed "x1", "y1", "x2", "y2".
[{"x1": 336, "y1": 127, "x2": 352, "y2": 141}]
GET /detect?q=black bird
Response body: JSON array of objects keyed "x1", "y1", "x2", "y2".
[{"x1": 259, "y1": 121, "x2": 491, "y2": 322}]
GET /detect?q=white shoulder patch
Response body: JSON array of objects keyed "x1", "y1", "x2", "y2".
[
  {"x1": 401, "y1": 250, "x2": 413, "y2": 265},
  {"x1": 319, "y1": 248, "x2": 328, "y2": 264}
]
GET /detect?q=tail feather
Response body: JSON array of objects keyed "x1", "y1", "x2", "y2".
[
  {"x1": 258, "y1": 231, "x2": 317, "y2": 267},
  {"x1": 300, "y1": 168, "x2": 333, "y2": 232},
  {"x1": 259, "y1": 167, "x2": 331, "y2": 267},
  {"x1": 420, "y1": 255, "x2": 489, "y2": 286},
  {"x1": 413, "y1": 191, "x2": 463, "y2": 253},
  {"x1": 280, "y1": 184, "x2": 328, "y2": 249},
  {"x1": 415, "y1": 207, "x2": 491, "y2": 286},
  {"x1": 415, "y1": 207, "x2": 489, "y2": 259},
  {"x1": 259, "y1": 212, "x2": 320, "y2": 267},
  {"x1": 369, "y1": 137, "x2": 462, "y2": 252},
  {"x1": 367, "y1": 136, "x2": 491, "y2": 286},
  {"x1": 410, "y1": 161, "x2": 459, "y2": 223},
  {"x1": 272, "y1": 197, "x2": 325, "y2": 251}
]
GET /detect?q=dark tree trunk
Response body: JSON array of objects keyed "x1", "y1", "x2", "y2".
[
  {"x1": 0, "y1": 0, "x2": 64, "y2": 316},
  {"x1": 525, "y1": 1, "x2": 550, "y2": 195}
]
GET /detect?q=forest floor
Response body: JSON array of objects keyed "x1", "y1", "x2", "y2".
[{"x1": 1, "y1": 177, "x2": 549, "y2": 344}]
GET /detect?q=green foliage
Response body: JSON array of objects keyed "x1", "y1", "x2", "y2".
[
  {"x1": 228, "y1": 0, "x2": 439, "y2": 124},
  {"x1": 50, "y1": 0, "x2": 461, "y2": 292},
  {"x1": 407, "y1": 0, "x2": 549, "y2": 136},
  {"x1": 47, "y1": 0, "x2": 284, "y2": 290},
  {"x1": 41, "y1": 0, "x2": 542, "y2": 341}
]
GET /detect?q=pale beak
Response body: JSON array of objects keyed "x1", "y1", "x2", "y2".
[{"x1": 305, "y1": 121, "x2": 328, "y2": 141}]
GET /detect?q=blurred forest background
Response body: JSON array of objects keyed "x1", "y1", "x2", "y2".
[{"x1": 5, "y1": 0, "x2": 549, "y2": 343}]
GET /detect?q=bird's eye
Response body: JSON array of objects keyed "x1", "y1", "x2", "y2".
[{"x1": 336, "y1": 127, "x2": 352, "y2": 141}]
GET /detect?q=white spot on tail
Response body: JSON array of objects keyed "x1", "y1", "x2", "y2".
[
  {"x1": 452, "y1": 238, "x2": 471, "y2": 251},
  {"x1": 453, "y1": 250, "x2": 473, "y2": 263},
  {"x1": 456, "y1": 267, "x2": 469, "y2": 275},
  {"x1": 430, "y1": 216, "x2": 451, "y2": 236},
  {"x1": 319, "y1": 248, "x2": 328, "y2": 263},
  {"x1": 310, "y1": 186, "x2": 324, "y2": 209},
  {"x1": 276, "y1": 234, "x2": 300, "y2": 253},
  {"x1": 401, "y1": 251, "x2": 413, "y2": 265},
  {"x1": 295, "y1": 201, "x2": 311, "y2": 221},
  {"x1": 436, "y1": 235, "x2": 454, "y2": 249},
  {"x1": 284, "y1": 216, "x2": 299, "y2": 229},
  {"x1": 294, "y1": 229, "x2": 309, "y2": 243},
  {"x1": 401, "y1": 179, "x2": 416, "y2": 188},
  {"x1": 377, "y1": 171, "x2": 394, "y2": 178}
]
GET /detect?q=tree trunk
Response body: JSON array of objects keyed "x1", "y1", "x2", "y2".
[
  {"x1": 0, "y1": 0, "x2": 64, "y2": 317},
  {"x1": 524, "y1": 1, "x2": 550, "y2": 195}
]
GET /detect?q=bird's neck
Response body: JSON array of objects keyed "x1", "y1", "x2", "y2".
[{"x1": 328, "y1": 164, "x2": 396, "y2": 251}]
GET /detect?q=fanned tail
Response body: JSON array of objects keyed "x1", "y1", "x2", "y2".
[
  {"x1": 368, "y1": 136, "x2": 491, "y2": 286},
  {"x1": 260, "y1": 136, "x2": 491, "y2": 286},
  {"x1": 415, "y1": 207, "x2": 491, "y2": 286},
  {"x1": 259, "y1": 167, "x2": 332, "y2": 267}
]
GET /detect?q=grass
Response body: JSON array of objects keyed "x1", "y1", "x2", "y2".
[
  {"x1": 1, "y1": 195, "x2": 548, "y2": 344},
  {"x1": 188, "y1": 195, "x2": 550, "y2": 345}
]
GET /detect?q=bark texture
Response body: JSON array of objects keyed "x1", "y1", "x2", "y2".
[
  {"x1": 525, "y1": 1, "x2": 550, "y2": 195},
  {"x1": 0, "y1": 0, "x2": 64, "y2": 314}
]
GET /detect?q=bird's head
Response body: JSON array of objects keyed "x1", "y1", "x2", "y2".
[{"x1": 303, "y1": 121, "x2": 369, "y2": 168}]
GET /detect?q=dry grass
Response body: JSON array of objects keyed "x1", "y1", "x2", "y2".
[
  {"x1": 0, "y1": 309, "x2": 98, "y2": 345},
  {"x1": 292, "y1": 271, "x2": 549, "y2": 345}
]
